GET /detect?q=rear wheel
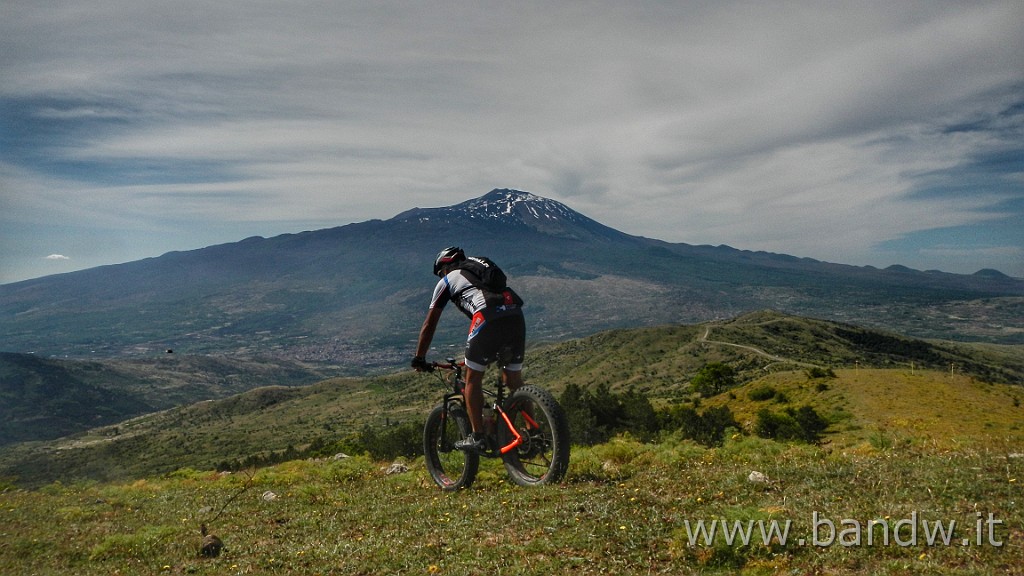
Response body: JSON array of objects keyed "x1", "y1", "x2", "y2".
[
  {"x1": 499, "y1": 385, "x2": 570, "y2": 486},
  {"x1": 423, "y1": 402, "x2": 479, "y2": 491}
]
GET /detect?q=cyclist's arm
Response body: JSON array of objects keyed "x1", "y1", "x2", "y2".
[{"x1": 414, "y1": 307, "x2": 444, "y2": 359}]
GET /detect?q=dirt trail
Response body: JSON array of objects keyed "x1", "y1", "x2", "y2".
[{"x1": 698, "y1": 327, "x2": 818, "y2": 368}]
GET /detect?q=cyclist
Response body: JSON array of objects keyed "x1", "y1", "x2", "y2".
[{"x1": 411, "y1": 246, "x2": 525, "y2": 453}]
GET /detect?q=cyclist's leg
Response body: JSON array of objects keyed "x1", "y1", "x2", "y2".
[
  {"x1": 464, "y1": 311, "x2": 525, "y2": 429},
  {"x1": 463, "y1": 365, "x2": 485, "y2": 433},
  {"x1": 502, "y1": 368, "x2": 524, "y2": 391},
  {"x1": 463, "y1": 312, "x2": 490, "y2": 435},
  {"x1": 500, "y1": 313, "x2": 526, "y2": 391}
]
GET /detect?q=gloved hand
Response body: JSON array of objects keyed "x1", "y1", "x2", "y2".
[{"x1": 411, "y1": 356, "x2": 431, "y2": 372}]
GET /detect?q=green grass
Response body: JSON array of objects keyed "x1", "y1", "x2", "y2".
[
  {"x1": 703, "y1": 369, "x2": 1024, "y2": 451},
  {"x1": 2, "y1": 435, "x2": 1021, "y2": 575}
]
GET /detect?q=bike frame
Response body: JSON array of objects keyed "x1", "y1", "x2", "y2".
[
  {"x1": 431, "y1": 359, "x2": 531, "y2": 456},
  {"x1": 422, "y1": 355, "x2": 570, "y2": 489}
]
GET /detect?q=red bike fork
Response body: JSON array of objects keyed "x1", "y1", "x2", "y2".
[{"x1": 496, "y1": 407, "x2": 540, "y2": 455}]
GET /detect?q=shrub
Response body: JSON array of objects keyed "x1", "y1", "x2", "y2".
[
  {"x1": 560, "y1": 384, "x2": 658, "y2": 445},
  {"x1": 748, "y1": 385, "x2": 777, "y2": 401},
  {"x1": 805, "y1": 366, "x2": 836, "y2": 379},
  {"x1": 359, "y1": 421, "x2": 421, "y2": 460},
  {"x1": 660, "y1": 405, "x2": 739, "y2": 447},
  {"x1": 789, "y1": 405, "x2": 829, "y2": 441},
  {"x1": 754, "y1": 405, "x2": 829, "y2": 443},
  {"x1": 755, "y1": 409, "x2": 802, "y2": 441}
]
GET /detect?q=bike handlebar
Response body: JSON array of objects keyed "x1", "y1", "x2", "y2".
[
  {"x1": 412, "y1": 359, "x2": 464, "y2": 374},
  {"x1": 419, "y1": 359, "x2": 466, "y2": 394}
]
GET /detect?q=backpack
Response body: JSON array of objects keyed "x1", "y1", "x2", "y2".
[
  {"x1": 456, "y1": 256, "x2": 507, "y2": 292},
  {"x1": 456, "y1": 256, "x2": 524, "y2": 309}
]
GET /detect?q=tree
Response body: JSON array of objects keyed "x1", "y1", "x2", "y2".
[
  {"x1": 587, "y1": 382, "x2": 624, "y2": 442},
  {"x1": 698, "y1": 406, "x2": 740, "y2": 446},
  {"x1": 691, "y1": 362, "x2": 736, "y2": 397},
  {"x1": 559, "y1": 384, "x2": 601, "y2": 445},
  {"x1": 619, "y1": 388, "x2": 657, "y2": 442}
]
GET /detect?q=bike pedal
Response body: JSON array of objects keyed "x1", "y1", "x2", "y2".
[{"x1": 481, "y1": 436, "x2": 500, "y2": 457}]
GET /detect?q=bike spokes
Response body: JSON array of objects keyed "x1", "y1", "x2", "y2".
[{"x1": 423, "y1": 403, "x2": 479, "y2": 491}]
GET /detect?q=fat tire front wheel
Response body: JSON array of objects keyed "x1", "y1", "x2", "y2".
[
  {"x1": 499, "y1": 385, "x2": 570, "y2": 486},
  {"x1": 423, "y1": 402, "x2": 479, "y2": 491}
]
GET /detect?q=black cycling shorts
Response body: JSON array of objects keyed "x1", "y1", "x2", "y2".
[{"x1": 464, "y1": 311, "x2": 525, "y2": 372}]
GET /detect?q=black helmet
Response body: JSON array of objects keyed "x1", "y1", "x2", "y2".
[{"x1": 433, "y1": 246, "x2": 465, "y2": 276}]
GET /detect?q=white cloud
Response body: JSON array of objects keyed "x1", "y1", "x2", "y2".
[
  {"x1": 1, "y1": 0, "x2": 1022, "y2": 282},
  {"x1": 45, "y1": 254, "x2": 70, "y2": 260}
]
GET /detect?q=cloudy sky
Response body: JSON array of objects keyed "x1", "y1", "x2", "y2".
[{"x1": 2, "y1": 0, "x2": 1022, "y2": 284}]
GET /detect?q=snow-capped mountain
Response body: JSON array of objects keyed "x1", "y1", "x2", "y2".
[
  {"x1": 392, "y1": 189, "x2": 627, "y2": 240},
  {"x1": 454, "y1": 189, "x2": 586, "y2": 223}
]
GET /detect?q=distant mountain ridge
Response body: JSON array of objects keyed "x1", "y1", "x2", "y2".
[{"x1": 1, "y1": 189, "x2": 1021, "y2": 368}]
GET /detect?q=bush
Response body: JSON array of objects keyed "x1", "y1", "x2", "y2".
[
  {"x1": 660, "y1": 405, "x2": 739, "y2": 447},
  {"x1": 561, "y1": 384, "x2": 737, "y2": 447},
  {"x1": 806, "y1": 366, "x2": 836, "y2": 379},
  {"x1": 748, "y1": 386, "x2": 776, "y2": 401},
  {"x1": 754, "y1": 409, "x2": 802, "y2": 441},
  {"x1": 359, "y1": 421, "x2": 421, "y2": 460},
  {"x1": 789, "y1": 405, "x2": 829, "y2": 441},
  {"x1": 560, "y1": 384, "x2": 658, "y2": 445},
  {"x1": 754, "y1": 405, "x2": 829, "y2": 443}
]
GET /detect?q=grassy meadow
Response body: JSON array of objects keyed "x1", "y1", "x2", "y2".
[
  {"x1": 704, "y1": 368, "x2": 1024, "y2": 450},
  {"x1": 2, "y1": 367, "x2": 1022, "y2": 575}
]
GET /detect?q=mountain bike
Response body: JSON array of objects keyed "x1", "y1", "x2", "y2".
[{"x1": 421, "y1": 357, "x2": 570, "y2": 491}]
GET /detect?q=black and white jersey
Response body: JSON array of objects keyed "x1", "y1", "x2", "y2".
[{"x1": 429, "y1": 269, "x2": 490, "y2": 319}]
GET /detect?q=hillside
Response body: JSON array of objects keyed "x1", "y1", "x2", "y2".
[
  {"x1": 2, "y1": 312, "x2": 1021, "y2": 487},
  {"x1": 706, "y1": 368, "x2": 1024, "y2": 450},
  {"x1": 0, "y1": 353, "x2": 334, "y2": 446},
  {"x1": 527, "y1": 310, "x2": 1024, "y2": 396},
  {"x1": 2, "y1": 190, "x2": 1021, "y2": 371}
]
